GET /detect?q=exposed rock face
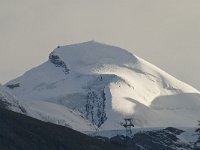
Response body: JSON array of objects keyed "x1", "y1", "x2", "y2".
[
  {"x1": 49, "y1": 52, "x2": 70, "y2": 74},
  {"x1": 6, "y1": 83, "x2": 20, "y2": 89},
  {"x1": 85, "y1": 90, "x2": 107, "y2": 127}
]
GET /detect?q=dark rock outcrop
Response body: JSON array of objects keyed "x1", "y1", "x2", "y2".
[
  {"x1": 85, "y1": 90, "x2": 107, "y2": 127},
  {"x1": 7, "y1": 83, "x2": 20, "y2": 89},
  {"x1": 49, "y1": 52, "x2": 70, "y2": 74}
]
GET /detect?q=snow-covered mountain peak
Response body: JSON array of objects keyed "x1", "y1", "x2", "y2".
[
  {"x1": 3, "y1": 41, "x2": 200, "y2": 130},
  {"x1": 51, "y1": 41, "x2": 138, "y2": 75}
]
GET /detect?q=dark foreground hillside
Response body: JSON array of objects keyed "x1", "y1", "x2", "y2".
[
  {"x1": 0, "y1": 100, "x2": 195, "y2": 150},
  {"x1": 0, "y1": 107, "x2": 124, "y2": 150}
]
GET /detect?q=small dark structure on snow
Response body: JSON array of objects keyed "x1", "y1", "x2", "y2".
[{"x1": 121, "y1": 118, "x2": 134, "y2": 137}]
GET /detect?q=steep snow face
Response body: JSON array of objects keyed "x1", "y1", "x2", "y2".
[
  {"x1": 0, "y1": 86, "x2": 95, "y2": 131},
  {"x1": 0, "y1": 86, "x2": 30, "y2": 115},
  {"x1": 4, "y1": 41, "x2": 200, "y2": 131}
]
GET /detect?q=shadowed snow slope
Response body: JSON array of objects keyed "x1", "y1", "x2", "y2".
[{"x1": 4, "y1": 41, "x2": 200, "y2": 131}]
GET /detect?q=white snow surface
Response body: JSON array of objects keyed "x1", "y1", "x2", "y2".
[
  {"x1": 0, "y1": 85, "x2": 95, "y2": 131},
  {"x1": 4, "y1": 41, "x2": 200, "y2": 132},
  {"x1": 0, "y1": 85, "x2": 23, "y2": 113}
]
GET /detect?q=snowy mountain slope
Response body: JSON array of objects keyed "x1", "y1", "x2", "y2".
[
  {"x1": 0, "y1": 85, "x2": 95, "y2": 131},
  {"x1": 22, "y1": 100, "x2": 96, "y2": 131},
  {"x1": 4, "y1": 41, "x2": 200, "y2": 131},
  {"x1": 0, "y1": 85, "x2": 25, "y2": 113}
]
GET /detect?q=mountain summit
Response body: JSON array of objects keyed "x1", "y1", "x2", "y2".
[{"x1": 4, "y1": 41, "x2": 200, "y2": 131}]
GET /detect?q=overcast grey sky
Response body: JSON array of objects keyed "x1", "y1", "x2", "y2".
[{"x1": 0, "y1": 0, "x2": 200, "y2": 90}]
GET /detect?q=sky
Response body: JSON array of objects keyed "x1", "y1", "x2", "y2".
[{"x1": 0, "y1": 0, "x2": 200, "y2": 90}]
